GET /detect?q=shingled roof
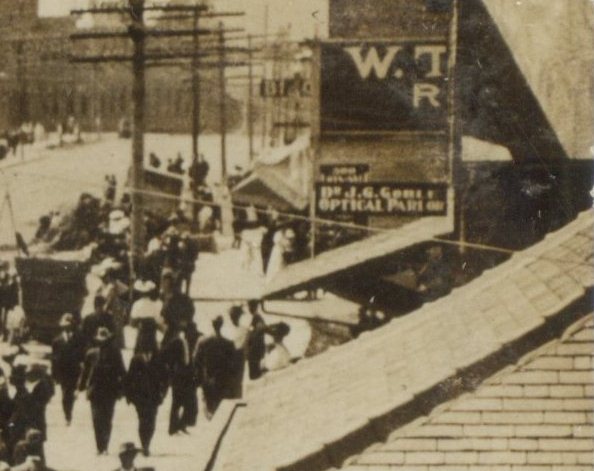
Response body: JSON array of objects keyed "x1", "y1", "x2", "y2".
[
  {"x1": 345, "y1": 314, "x2": 594, "y2": 470},
  {"x1": 213, "y1": 209, "x2": 594, "y2": 471}
]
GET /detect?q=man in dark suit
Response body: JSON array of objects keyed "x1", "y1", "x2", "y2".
[
  {"x1": 246, "y1": 299, "x2": 267, "y2": 380},
  {"x1": 78, "y1": 327, "x2": 126, "y2": 455},
  {"x1": 81, "y1": 295, "x2": 115, "y2": 349},
  {"x1": 9, "y1": 361, "x2": 54, "y2": 465},
  {"x1": 51, "y1": 313, "x2": 85, "y2": 425},
  {"x1": 24, "y1": 362, "x2": 54, "y2": 443},
  {"x1": 194, "y1": 317, "x2": 236, "y2": 419},
  {"x1": 160, "y1": 271, "x2": 195, "y2": 346},
  {"x1": 161, "y1": 320, "x2": 196, "y2": 435}
]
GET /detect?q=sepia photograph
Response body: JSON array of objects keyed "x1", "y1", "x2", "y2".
[{"x1": 0, "y1": 0, "x2": 591, "y2": 470}]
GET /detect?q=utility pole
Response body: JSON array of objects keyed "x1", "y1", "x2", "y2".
[
  {"x1": 218, "y1": 22, "x2": 228, "y2": 181},
  {"x1": 447, "y1": 0, "x2": 463, "y2": 254},
  {"x1": 191, "y1": 7, "x2": 201, "y2": 163},
  {"x1": 129, "y1": 0, "x2": 146, "y2": 262},
  {"x1": 15, "y1": 41, "x2": 27, "y2": 126},
  {"x1": 247, "y1": 34, "x2": 255, "y2": 162},
  {"x1": 262, "y1": 4, "x2": 270, "y2": 149}
]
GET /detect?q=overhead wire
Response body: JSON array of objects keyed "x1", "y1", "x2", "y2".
[
  {"x1": 2, "y1": 160, "x2": 592, "y2": 272},
  {"x1": 8, "y1": 165, "x2": 578, "y2": 261}
]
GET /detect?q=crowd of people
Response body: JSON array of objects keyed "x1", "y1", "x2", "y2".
[
  {"x1": 0, "y1": 123, "x2": 41, "y2": 160},
  {"x1": 0, "y1": 258, "x2": 293, "y2": 471},
  {"x1": 75, "y1": 290, "x2": 291, "y2": 457},
  {"x1": 0, "y1": 117, "x2": 87, "y2": 162},
  {"x1": 0, "y1": 195, "x2": 295, "y2": 469},
  {"x1": 231, "y1": 204, "x2": 310, "y2": 281}
]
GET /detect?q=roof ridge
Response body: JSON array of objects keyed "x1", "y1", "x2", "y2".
[
  {"x1": 224, "y1": 210, "x2": 594, "y2": 471},
  {"x1": 343, "y1": 312, "x2": 594, "y2": 468},
  {"x1": 252, "y1": 210, "x2": 594, "y2": 394}
]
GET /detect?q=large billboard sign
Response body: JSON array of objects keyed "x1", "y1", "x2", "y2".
[{"x1": 320, "y1": 41, "x2": 449, "y2": 134}]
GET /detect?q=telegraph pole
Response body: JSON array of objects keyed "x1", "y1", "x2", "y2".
[
  {"x1": 129, "y1": 0, "x2": 146, "y2": 261},
  {"x1": 191, "y1": 7, "x2": 201, "y2": 162},
  {"x1": 247, "y1": 34, "x2": 255, "y2": 162},
  {"x1": 218, "y1": 22, "x2": 228, "y2": 181}
]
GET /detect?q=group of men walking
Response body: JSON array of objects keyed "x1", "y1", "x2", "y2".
[{"x1": 49, "y1": 277, "x2": 272, "y2": 459}]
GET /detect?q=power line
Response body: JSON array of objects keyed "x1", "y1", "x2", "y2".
[{"x1": 5, "y1": 165, "x2": 591, "y2": 270}]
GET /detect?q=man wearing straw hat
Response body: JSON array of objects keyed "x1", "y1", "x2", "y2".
[
  {"x1": 51, "y1": 313, "x2": 85, "y2": 425},
  {"x1": 113, "y1": 442, "x2": 154, "y2": 471},
  {"x1": 78, "y1": 326, "x2": 126, "y2": 455}
]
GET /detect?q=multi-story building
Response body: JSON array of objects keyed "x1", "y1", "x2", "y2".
[{"x1": 0, "y1": 0, "x2": 241, "y2": 133}]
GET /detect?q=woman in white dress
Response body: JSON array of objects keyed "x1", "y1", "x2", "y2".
[{"x1": 265, "y1": 230, "x2": 286, "y2": 284}]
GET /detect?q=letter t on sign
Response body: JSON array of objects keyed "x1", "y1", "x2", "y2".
[{"x1": 415, "y1": 45, "x2": 447, "y2": 78}]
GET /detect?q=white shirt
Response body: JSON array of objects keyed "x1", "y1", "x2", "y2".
[
  {"x1": 261, "y1": 343, "x2": 291, "y2": 372},
  {"x1": 130, "y1": 297, "x2": 163, "y2": 322},
  {"x1": 222, "y1": 319, "x2": 250, "y2": 350}
]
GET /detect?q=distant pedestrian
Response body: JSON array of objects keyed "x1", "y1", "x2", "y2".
[
  {"x1": 0, "y1": 371, "x2": 13, "y2": 455},
  {"x1": 184, "y1": 321, "x2": 201, "y2": 427},
  {"x1": 96, "y1": 266, "x2": 128, "y2": 349},
  {"x1": 225, "y1": 306, "x2": 248, "y2": 398},
  {"x1": 194, "y1": 317, "x2": 235, "y2": 419},
  {"x1": 124, "y1": 323, "x2": 168, "y2": 456},
  {"x1": 178, "y1": 234, "x2": 199, "y2": 296},
  {"x1": 78, "y1": 327, "x2": 126, "y2": 455},
  {"x1": 12, "y1": 429, "x2": 44, "y2": 467},
  {"x1": 161, "y1": 321, "x2": 196, "y2": 435},
  {"x1": 129, "y1": 280, "x2": 162, "y2": 329},
  {"x1": 245, "y1": 299, "x2": 266, "y2": 380},
  {"x1": 149, "y1": 152, "x2": 161, "y2": 169},
  {"x1": 22, "y1": 362, "x2": 54, "y2": 444},
  {"x1": 103, "y1": 175, "x2": 116, "y2": 204},
  {"x1": 81, "y1": 295, "x2": 115, "y2": 349},
  {"x1": 8, "y1": 365, "x2": 29, "y2": 454},
  {"x1": 112, "y1": 442, "x2": 144, "y2": 471},
  {"x1": 51, "y1": 314, "x2": 85, "y2": 425},
  {"x1": 160, "y1": 271, "x2": 195, "y2": 346},
  {"x1": 6, "y1": 360, "x2": 54, "y2": 465},
  {"x1": 261, "y1": 322, "x2": 291, "y2": 373}
]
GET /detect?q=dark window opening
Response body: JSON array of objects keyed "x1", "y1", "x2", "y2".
[{"x1": 425, "y1": 0, "x2": 453, "y2": 13}]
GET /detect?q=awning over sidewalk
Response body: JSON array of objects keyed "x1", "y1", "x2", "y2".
[
  {"x1": 263, "y1": 214, "x2": 454, "y2": 299},
  {"x1": 232, "y1": 135, "x2": 311, "y2": 212},
  {"x1": 231, "y1": 165, "x2": 308, "y2": 212}
]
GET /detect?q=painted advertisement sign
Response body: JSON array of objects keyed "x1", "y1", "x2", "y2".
[
  {"x1": 321, "y1": 41, "x2": 449, "y2": 134},
  {"x1": 316, "y1": 182, "x2": 448, "y2": 216}
]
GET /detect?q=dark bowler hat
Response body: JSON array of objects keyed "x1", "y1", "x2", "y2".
[
  {"x1": 119, "y1": 442, "x2": 141, "y2": 456},
  {"x1": 212, "y1": 315, "x2": 224, "y2": 331}
]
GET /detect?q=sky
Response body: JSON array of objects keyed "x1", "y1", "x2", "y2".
[{"x1": 38, "y1": 0, "x2": 329, "y2": 38}]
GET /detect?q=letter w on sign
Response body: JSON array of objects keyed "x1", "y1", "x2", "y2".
[{"x1": 344, "y1": 46, "x2": 401, "y2": 79}]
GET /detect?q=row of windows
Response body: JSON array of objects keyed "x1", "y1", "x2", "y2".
[{"x1": 7, "y1": 85, "x2": 195, "y2": 124}]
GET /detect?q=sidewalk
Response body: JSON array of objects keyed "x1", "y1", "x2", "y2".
[{"x1": 44, "y1": 381, "x2": 215, "y2": 471}]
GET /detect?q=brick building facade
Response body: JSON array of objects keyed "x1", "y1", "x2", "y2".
[{"x1": 0, "y1": 0, "x2": 241, "y2": 134}]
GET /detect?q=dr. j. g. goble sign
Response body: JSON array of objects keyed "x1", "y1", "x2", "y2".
[{"x1": 316, "y1": 182, "x2": 448, "y2": 217}]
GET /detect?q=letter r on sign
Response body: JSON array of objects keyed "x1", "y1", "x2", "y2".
[{"x1": 413, "y1": 83, "x2": 441, "y2": 108}]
